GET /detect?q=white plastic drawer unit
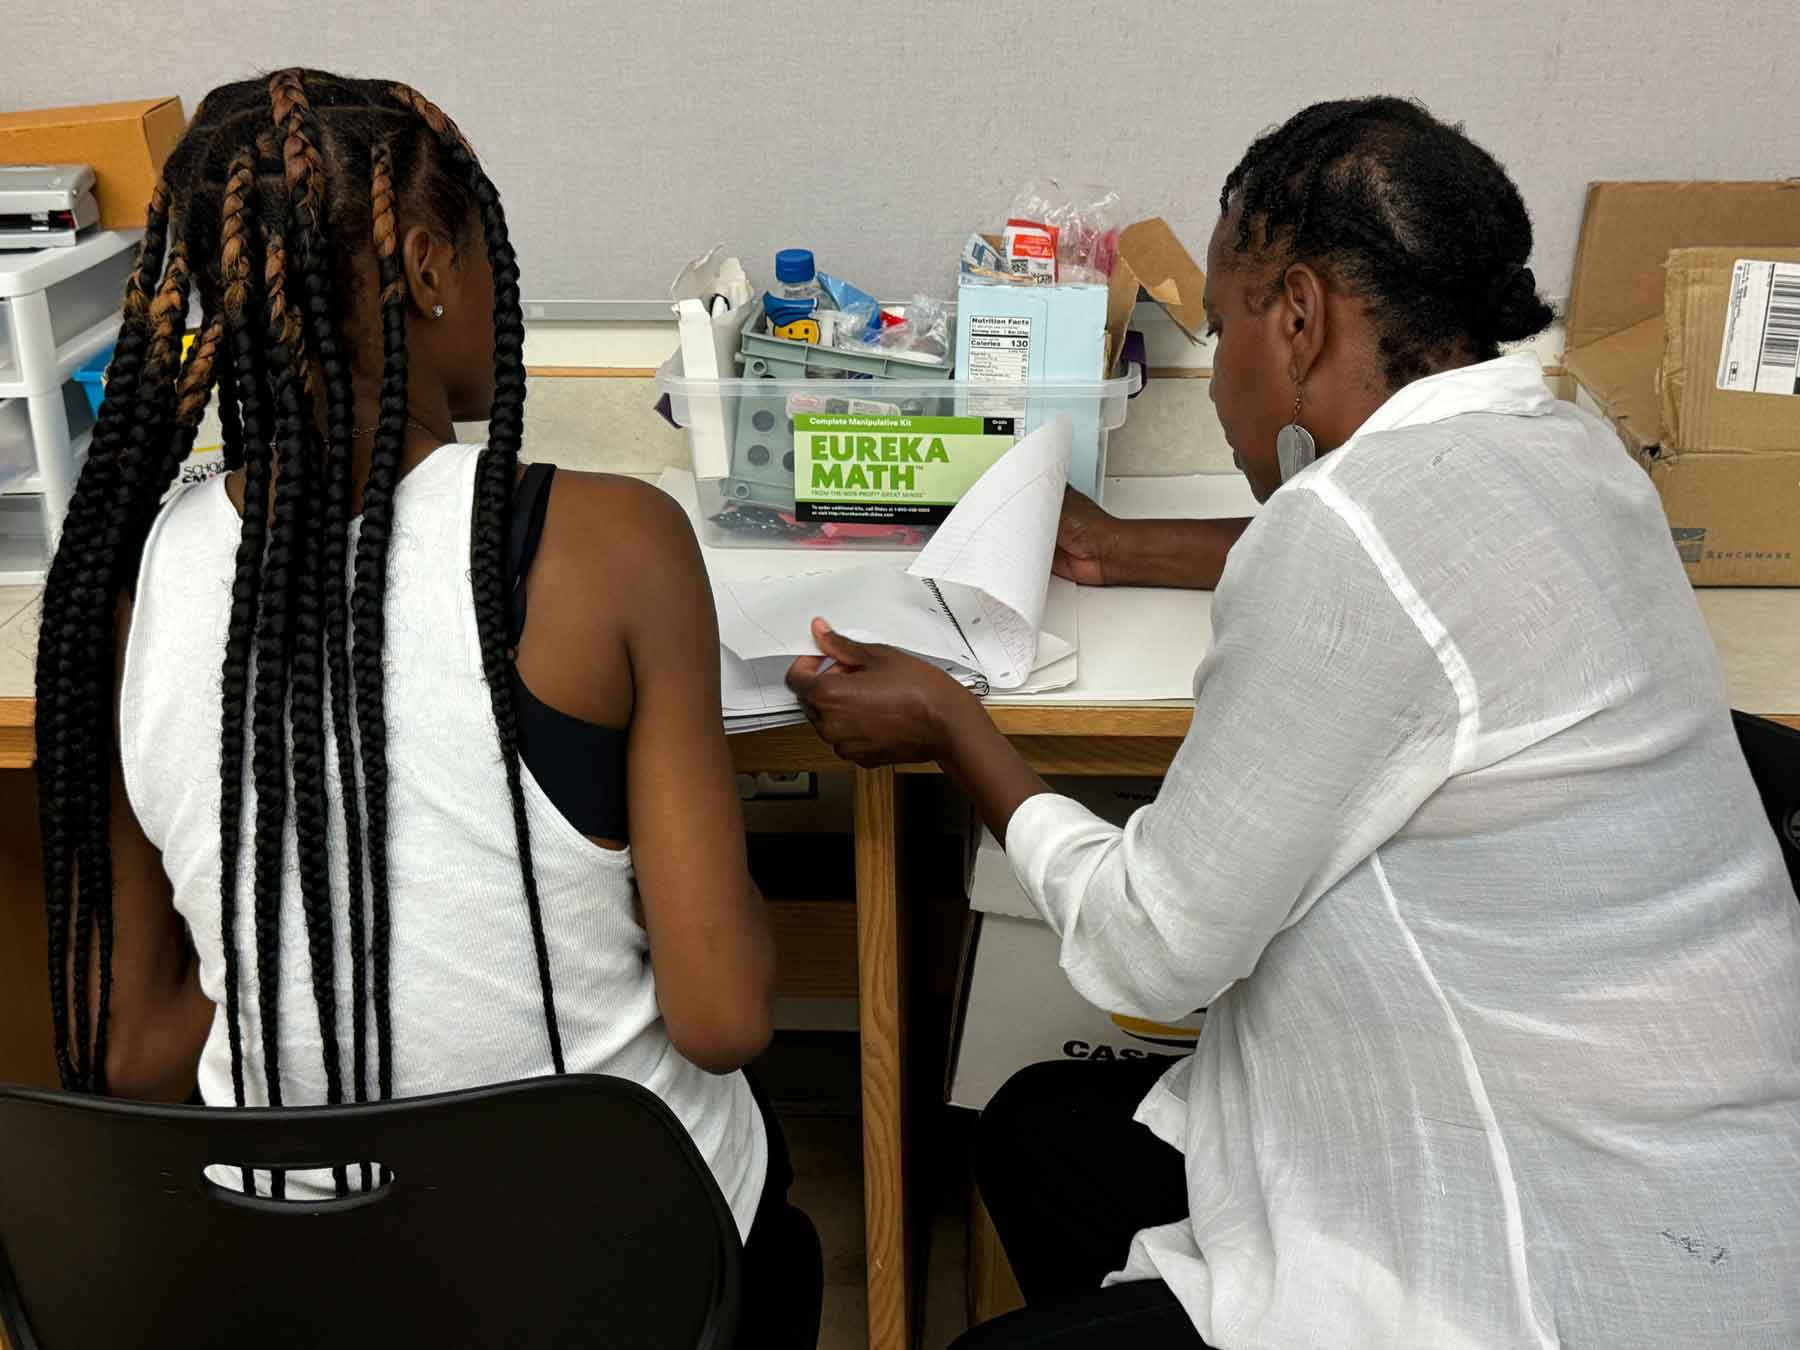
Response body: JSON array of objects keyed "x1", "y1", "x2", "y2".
[
  {"x1": 0, "y1": 492, "x2": 48, "y2": 586},
  {"x1": 0, "y1": 382, "x2": 95, "y2": 496},
  {"x1": 0, "y1": 231, "x2": 137, "y2": 398}
]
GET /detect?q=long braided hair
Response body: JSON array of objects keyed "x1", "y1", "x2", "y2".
[{"x1": 35, "y1": 72, "x2": 562, "y2": 1116}]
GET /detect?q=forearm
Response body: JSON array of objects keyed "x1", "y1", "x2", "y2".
[
  {"x1": 67, "y1": 860, "x2": 211, "y2": 1099},
  {"x1": 100, "y1": 954, "x2": 211, "y2": 1101},
  {"x1": 932, "y1": 687, "x2": 1051, "y2": 846},
  {"x1": 646, "y1": 876, "x2": 778, "y2": 1074},
  {"x1": 1106, "y1": 517, "x2": 1250, "y2": 590}
]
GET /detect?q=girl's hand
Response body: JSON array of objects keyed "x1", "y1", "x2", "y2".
[{"x1": 785, "y1": 619, "x2": 975, "y2": 767}]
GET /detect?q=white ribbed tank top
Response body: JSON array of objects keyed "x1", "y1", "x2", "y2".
[{"x1": 118, "y1": 443, "x2": 766, "y2": 1235}]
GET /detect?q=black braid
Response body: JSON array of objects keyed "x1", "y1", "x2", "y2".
[
  {"x1": 36, "y1": 176, "x2": 171, "y2": 1090},
  {"x1": 389, "y1": 84, "x2": 563, "y2": 1072},
  {"x1": 50, "y1": 190, "x2": 189, "y2": 1094},
  {"x1": 214, "y1": 147, "x2": 272, "y2": 1111},
  {"x1": 271, "y1": 73, "x2": 347, "y2": 1127},
  {"x1": 1220, "y1": 96, "x2": 1555, "y2": 386},
  {"x1": 214, "y1": 339, "x2": 245, "y2": 472},
  {"x1": 249, "y1": 223, "x2": 308, "y2": 1116},
  {"x1": 87, "y1": 245, "x2": 196, "y2": 1090},
  {"x1": 283, "y1": 75, "x2": 369, "y2": 1112},
  {"x1": 356, "y1": 139, "x2": 409, "y2": 1099}
]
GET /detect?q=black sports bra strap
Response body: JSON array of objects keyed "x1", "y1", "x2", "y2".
[{"x1": 508, "y1": 462, "x2": 558, "y2": 646}]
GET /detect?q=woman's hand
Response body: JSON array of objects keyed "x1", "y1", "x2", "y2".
[
  {"x1": 1053, "y1": 486, "x2": 1123, "y2": 586},
  {"x1": 787, "y1": 619, "x2": 1053, "y2": 842},
  {"x1": 1056, "y1": 488, "x2": 1253, "y2": 592},
  {"x1": 785, "y1": 620, "x2": 975, "y2": 767}
]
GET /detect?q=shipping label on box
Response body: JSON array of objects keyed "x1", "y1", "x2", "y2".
[{"x1": 1714, "y1": 259, "x2": 1800, "y2": 398}]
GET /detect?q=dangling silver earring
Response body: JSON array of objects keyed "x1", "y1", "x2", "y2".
[
  {"x1": 1276, "y1": 391, "x2": 1317, "y2": 482},
  {"x1": 431, "y1": 304, "x2": 445, "y2": 318}
]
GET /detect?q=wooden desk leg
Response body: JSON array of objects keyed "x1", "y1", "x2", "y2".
[{"x1": 854, "y1": 766, "x2": 910, "y2": 1350}]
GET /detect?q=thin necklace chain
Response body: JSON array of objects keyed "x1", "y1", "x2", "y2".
[{"x1": 350, "y1": 414, "x2": 447, "y2": 439}]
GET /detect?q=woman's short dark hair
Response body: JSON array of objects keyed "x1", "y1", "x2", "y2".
[{"x1": 1221, "y1": 96, "x2": 1555, "y2": 386}]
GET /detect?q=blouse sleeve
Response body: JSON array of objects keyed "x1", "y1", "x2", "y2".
[{"x1": 1004, "y1": 483, "x2": 1463, "y2": 1020}]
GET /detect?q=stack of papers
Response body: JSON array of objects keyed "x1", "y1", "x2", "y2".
[{"x1": 660, "y1": 417, "x2": 1082, "y2": 734}]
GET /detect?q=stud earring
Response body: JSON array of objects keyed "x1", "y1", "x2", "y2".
[{"x1": 432, "y1": 304, "x2": 445, "y2": 318}]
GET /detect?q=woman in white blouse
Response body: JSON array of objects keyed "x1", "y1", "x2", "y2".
[{"x1": 787, "y1": 98, "x2": 1800, "y2": 1348}]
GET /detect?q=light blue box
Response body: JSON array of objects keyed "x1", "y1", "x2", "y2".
[{"x1": 955, "y1": 280, "x2": 1110, "y2": 496}]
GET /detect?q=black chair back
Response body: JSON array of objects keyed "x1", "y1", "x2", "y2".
[
  {"x1": 0, "y1": 1074, "x2": 740, "y2": 1349},
  {"x1": 1733, "y1": 711, "x2": 1800, "y2": 898}
]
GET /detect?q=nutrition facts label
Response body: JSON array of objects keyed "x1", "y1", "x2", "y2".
[{"x1": 965, "y1": 315, "x2": 1033, "y2": 382}]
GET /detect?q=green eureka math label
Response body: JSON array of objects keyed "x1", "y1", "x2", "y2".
[{"x1": 794, "y1": 413, "x2": 1020, "y2": 525}]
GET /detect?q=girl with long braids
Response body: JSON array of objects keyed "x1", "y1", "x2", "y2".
[{"x1": 35, "y1": 70, "x2": 822, "y2": 1344}]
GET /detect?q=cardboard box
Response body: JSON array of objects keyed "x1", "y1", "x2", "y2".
[
  {"x1": 947, "y1": 775, "x2": 1202, "y2": 1111},
  {"x1": 966, "y1": 218, "x2": 1207, "y2": 374},
  {"x1": 1562, "y1": 181, "x2": 1800, "y2": 585},
  {"x1": 946, "y1": 913, "x2": 1204, "y2": 1110},
  {"x1": 1662, "y1": 247, "x2": 1800, "y2": 451},
  {"x1": 956, "y1": 279, "x2": 1111, "y2": 494},
  {"x1": 1653, "y1": 247, "x2": 1800, "y2": 583},
  {"x1": 965, "y1": 776, "x2": 1162, "y2": 920},
  {"x1": 0, "y1": 98, "x2": 185, "y2": 230},
  {"x1": 1103, "y1": 217, "x2": 1208, "y2": 376},
  {"x1": 956, "y1": 218, "x2": 1206, "y2": 499}
]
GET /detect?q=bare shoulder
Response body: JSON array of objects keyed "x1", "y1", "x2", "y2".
[
  {"x1": 543, "y1": 469, "x2": 699, "y2": 563},
  {"x1": 534, "y1": 469, "x2": 710, "y2": 631}
]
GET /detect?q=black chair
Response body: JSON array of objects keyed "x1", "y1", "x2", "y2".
[
  {"x1": 1733, "y1": 710, "x2": 1800, "y2": 899},
  {"x1": 0, "y1": 1074, "x2": 741, "y2": 1349}
]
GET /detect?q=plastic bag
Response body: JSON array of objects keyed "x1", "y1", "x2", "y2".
[
  {"x1": 879, "y1": 295, "x2": 950, "y2": 360},
  {"x1": 1005, "y1": 180, "x2": 1122, "y2": 284},
  {"x1": 818, "y1": 271, "x2": 883, "y2": 347},
  {"x1": 960, "y1": 232, "x2": 1009, "y2": 283}
]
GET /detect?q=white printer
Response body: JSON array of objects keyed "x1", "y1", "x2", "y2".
[{"x1": 0, "y1": 164, "x2": 99, "y2": 249}]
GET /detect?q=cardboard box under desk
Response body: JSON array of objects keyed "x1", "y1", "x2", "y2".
[
  {"x1": 0, "y1": 97, "x2": 185, "y2": 230},
  {"x1": 1562, "y1": 180, "x2": 1800, "y2": 585},
  {"x1": 946, "y1": 777, "x2": 1203, "y2": 1111}
]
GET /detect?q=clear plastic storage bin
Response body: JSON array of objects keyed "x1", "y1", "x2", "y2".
[{"x1": 657, "y1": 364, "x2": 1138, "y2": 550}]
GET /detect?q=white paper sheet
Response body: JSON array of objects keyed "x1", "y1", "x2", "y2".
[
  {"x1": 1017, "y1": 578, "x2": 1078, "y2": 691},
  {"x1": 903, "y1": 415, "x2": 1071, "y2": 685},
  {"x1": 712, "y1": 567, "x2": 977, "y2": 672},
  {"x1": 717, "y1": 583, "x2": 1078, "y2": 728}
]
